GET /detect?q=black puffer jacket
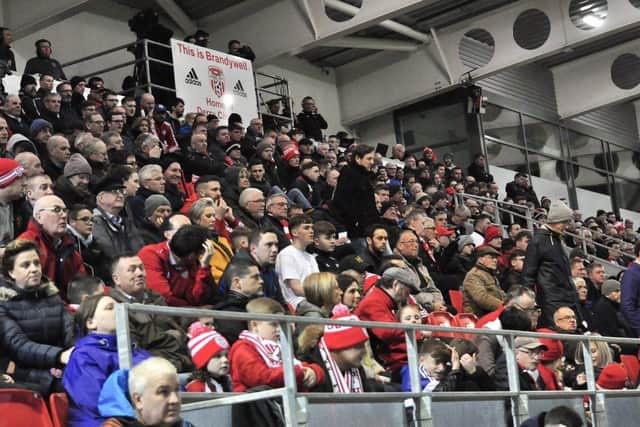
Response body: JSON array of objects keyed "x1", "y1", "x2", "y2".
[
  {"x1": 332, "y1": 163, "x2": 378, "y2": 238},
  {"x1": 522, "y1": 226, "x2": 579, "y2": 327},
  {"x1": 0, "y1": 280, "x2": 74, "y2": 387}
]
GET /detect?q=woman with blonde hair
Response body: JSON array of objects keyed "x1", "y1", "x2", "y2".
[
  {"x1": 298, "y1": 272, "x2": 342, "y2": 318},
  {"x1": 568, "y1": 334, "x2": 613, "y2": 389}
]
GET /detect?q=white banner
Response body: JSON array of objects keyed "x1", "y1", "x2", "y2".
[{"x1": 171, "y1": 38, "x2": 257, "y2": 125}]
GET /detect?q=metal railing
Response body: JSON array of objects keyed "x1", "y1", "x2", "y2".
[
  {"x1": 454, "y1": 192, "x2": 634, "y2": 270},
  {"x1": 115, "y1": 303, "x2": 640, "y2": 427}
]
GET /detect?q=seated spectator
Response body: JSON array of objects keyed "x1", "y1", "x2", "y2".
[
  {"x1": 505, "y1": 172, "x2": 539, "y2": 208},
  {"x1": 567, "y1": 336, "x2": 614, "y2": 389},
  {"x1": 500, "y1": 249, "x2": 526, "y2": 292},
  {"x1": 521, "y1": 405, "x2": 583, "y2": 427},
  {"x1": 63, "y1": 294, "x2": 149, "y2": 427},
  {"x1": 67, "y1": 204, "x2": 108, "y2": 280},
  {"x1": 150, "y1": 105, "x2": 179, "y2": 153},
  {"x1": 42, "y1": 134, "x2": 70, "y2": 181},
  {"x1": 0, "y1": 239, "x2": 74, "y2": 394},
  {"x1": 336, "y1": 274, "x2": 362, "y2": 312},
  {"x1": 263, "y1": 193, "x2": 292, "y2": 250},
  {"x1": 185, "y1": 322, "x2": 232, "y2": 392},
  {"x1": 276, "y1": 214, "x2": 319, "y2": 312},
  {"x1": 129, "y1": 164, "x2": 167, "y2": 226},
  {"x1": 214, "y1": 260, "x2": 264, "y2": 344},
  {"x1": 495, "y1": 337, "x2": 548, "y2": 391},
  {"x1": 446, "y1": 234, "x2": 476, "y2": 280},
  {"x1": 161, "y1": 158, "x2": 188, "y2": 211},
  {"x1": 187, "y1": 197, "x2": 234, "y2": 247},
  {"x1": 138, "y1": 225, "x2": 217, "y2": 307},
  {"x1": 56, "y1": 153, "x2": 94, "y2": 208},
  {"x1": 574, "y1": 277, "x2": 594, "y2": 330},
  {"x1": 234, "y1": 187, "x2": 266, "y2": 230},
  {"x1": 357, "y1": 225, "x2": 389, "y2": 274},
  {"x1": 593, "y1": 279, "x2": 636, "y2": 351},
  {"x1": 311, "y1": 220, "x2": 339, "y2": 273},
  {"x1": 355, "y1": 267, "x2": 421, "y2": 376},
  {"x1": 98, "y1": 357, "x2": 192, "y2": 427},
  {"x1": 66, "y1": 275, "x2": 105, "y2": 310},
  {"x1": 223, "y1": 166, "x2": 251, "y2": 209},
  {"x1": 298, "y1": 272, "x2": 341, "y2": 318},
  {"x1": 481, "y1": 225, "x2": 503, "y2": 254},
  {"x1": 596, "y1": 363, "x2": 630, "y2": 390},
  {"x1": 19, "y1": 195, "x2": 86, "y2": 299},
  {"x1": 229, "y1": 297, "x2": 325, "y2": 392},
  {"x1": 184, "y1": 131, "x2": 225, "y2": 179},
  {"x1": 469, "y1": 214, "x2": 491, "y2": 247},
  {"x1": 138, "y1": 195, "x2": 172, "y2": 245},
  {"x1": 463, "y1": 246, "x2": 505, "y2": 317},
  {"x1": 537, "y1": 332, "x2": 565, "y2": 390},
  {"x1": 551, "y1": 306, "x2": 583, "y2": 369}
]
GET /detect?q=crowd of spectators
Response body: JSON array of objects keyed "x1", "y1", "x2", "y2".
[{"x1": 0, "y1": 28, "x2": 637, "y2": 427}]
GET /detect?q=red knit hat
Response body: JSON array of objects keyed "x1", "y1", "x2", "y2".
[
  {"x1": 188, "y1": 321, "x2": 230, "y2": 369},
  {"x1": 282, "y1": 144, "x2": 300, "y2": 162},
  {"x1": 323, "y1": 315, "x2": 369, "y2": 351},
  {"x1": 536, "y1": 328, "x2": 564, "y2": 362},
  {"x1": 0, "y1": 158, "x2": 24, "y2": 189},
  {"x1": 484, "y1": 225, "x2": 503, "y2": 243},
  {"x1": 597, "y1": 363, "x2": 628, "y2": 389}
]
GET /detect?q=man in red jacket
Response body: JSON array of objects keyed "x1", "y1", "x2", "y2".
[
  {"x1": 138, "y1": 224, "x2": 216, "y2": 307},
  {"x1": 355, "y1": 266, "x2": 421, "y2": 376},
  {"x1": 19, "y1": 195, "x2": 85, "y2": 300}
]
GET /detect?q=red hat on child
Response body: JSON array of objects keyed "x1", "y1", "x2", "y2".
[
  {"x1": 282, "y1": 144, "x2": 300, "y2": 162},
  {"x1": 484, "y1": 225, "x2": 503, "y2": 243},
  {"x1": 597, "y1": 363, "x2": 628, "y2": 389},
  {"x1": 188, "y1": 321, "x2": 230, "y2": 369},
  {"x1": 323, "y1": 315, "x2": 369, "y2": 351},
  {"x1": 536, "y1": 328, "x2": 564, "y2": 362},
  {"x1": 0, "y1": 158, "x2": 24, "y2": 189}
]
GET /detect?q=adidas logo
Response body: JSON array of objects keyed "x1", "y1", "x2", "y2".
[
  {"x1": 232, "y1": 79, "x2": 247, "y2": 97},
  {"x1": 185, "y1": 68, "x2": 202, "y2": 86}
]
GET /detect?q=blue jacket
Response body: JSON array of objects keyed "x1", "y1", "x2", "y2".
[
  {"x1": 62, "y1": 333, "x2": 149, "y2": 427},
  {"x1": 621, "y1": 262, "x2": 640, "y2": 336},
  {"x1": 400, "y1": 364, "x2": 431, "y2": 392}
]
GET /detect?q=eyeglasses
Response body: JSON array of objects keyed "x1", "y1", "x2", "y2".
[
  {"x1": 39, "y1": 206, "x2": 68, "y2": 215},
  {"x1": 399, "y1": 239, "x2": 418, "y2": 245},
  {"x1": 518, "y1": 349, "x2": 544, "y2": 357},
  {"x1": 108, "y1": 188, "x2": 126, "y2": 195},
  {"x1": 249, "y1": 199, "x2": 266, "y2": 204},
  {"x1": 271, "y1": 202, "x2": 288, "y2": 207},
  {"x1": 75, "y1": 216, "x2": 94, "y2": 223},
  {"x1": 557, "y1": 315, "x2": 576, "y2": 321}
]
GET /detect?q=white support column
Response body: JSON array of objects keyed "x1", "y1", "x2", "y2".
[{"x1": 553, "y1": 39, "x2": 640, "y2": 118}]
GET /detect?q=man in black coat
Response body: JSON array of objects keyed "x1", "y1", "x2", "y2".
[
  {"x1": 523, "y1": 200, "x2": 580, "y2": 327},
  {"x1": 24, "y1": 39, "x2": 66, "y2": 80},
  {"x1": 593, "y1": 280, "x2": 636, "y2": 352},
  {"x1": 184, "y1": 131, "x2": 225, "y2": 180},
  {"x1": 214, "y1": 260, "x2": 263, "y2": 344},
  {"x1": 295, "y1": 97, "x2": 328, "y2": 142},
  {"x1": 494, "y1": 337, "x2": 547, "y2": 391},
  {"x1": 505, "y1": 172, "x2": 540, "y2": 208}
]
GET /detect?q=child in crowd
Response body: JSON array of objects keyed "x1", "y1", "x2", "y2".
[
  {"x1": 397, "y1": 304, "x2": 423, "y2": 325},
  {"x1": 185, "y1": 321, "x2": 232, "y2": 392},
  {"x1": 229, "y1": 297, "x2": 325, "y2": 392},
  {"x1": 63, "y1": 294, "x2": 149, "y2": 427},
  {"x1": 401, "y1": 339, "x2": 451, "y2": 392},
  {"x1": 312, "y1": 221, "x2": 339, "y2": 273},
  {"x1": 66, "y1": 275, "x2": 105, "y2": 311}
]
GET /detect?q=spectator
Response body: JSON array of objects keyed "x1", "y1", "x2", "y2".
[
  {"x1": 109, "y1": 252, "x2": 192, "y2": 370},
  {"x1": 333, "y1": 144, "x2": 378, "y2": 240},
  {"x1": 56, "y1": 153, "x2": 94, "y2": 208},
  {"x1": 469, "y1": 214, "x2": 491, "y2": 247},
  {"x1": 593, "y1": 279, "x2": 636, "y2": 351},
  {"x1": 297, "y1": 272, "x2": 342, "y2": 318},
  {"x1": 358, "y1": 224, "x2": 389, "y2": 273},
  {"x1": 355, "y1": 267, "x2": 420, "y2": 375},
  {"x1": 130, "y1": 164, "x2": 167, "y2": 226},
  {"x1": 501, "y1": 249, "x2": 526, "y2": 291},
  {"x1": 295, "y1": 96, "x2": 327, "y2": 142},
  {"x1": 214, "y1": 260, "x2": 264, "y2": 344},
  {"x1": 505, "y1": 172, "x2": 540, "y2": 208},
  {"x1": 62, "y1": 294, "x2": 150, "y2": 427},
  {"x1": 466, "y1": 153, "x2": 493, "y2": 183},
  {"x1": 2, "y1": 95, "x2": 29, "y2": 136},
  {"x1": 98, "y1": 357, "x2": 192, "y2": 427},
  {"x1": 235, "y1": 187, "x2": 266, "y2": 230},
  {"x1": 138, "y1": 195, "x2": 172, "y2": 245},
  {"x1": 42, "y1": 134, "x2": 70, "y2": 181},
  {"x1": 184, "y1": 131, "x2": 225, "y2": 179},
  {"x1": 24, "y1": 39, "x2": 66, "y2": 79},
  {"x1": 67, "y1": 204, "x2": 108, "y2": 280},
  {"x1": 495, "y1": 337, "x2": 547, "y2": 391},
  {"x1": 336, "y1": 274, "x2": 362, "y2": 312},
  {"x1": 263, "y1": 193, "x2": 292, "y2": 250},
  {"x1": 15, "y1": 173, "x2": 54, "y2": 236},
  {"x1": 19, "y1": 195, "x2": 86, "y2": 299},
  {"x1": 311, "y1": 220, "x2": 339, "y2": 273},
  {"x1": 275, "y1": 214, "x2": 318, "y2": 312},
  {"x1": 523, "y1": 200, "x2": 578, "y2": 327},
  {"x1": 185, "y1": 322, "x2": 232, "y2": 392},
  {"x1": 586, "y1": 262, "x2": 606, "y2": 304},
  {"x1": 150, "y1": 104, "x2": 179, "y2": 153},
  {"x1": 228, "y1": 39, "x2": 256, "y2": 61},
  {"x1": 0, "y1": 27, "x2": 15, "y2": 71},
  {"x1": 138, "y1": 225, "x2": 216, "y2": 307},
  {"x1": 463, "y1": 246, "x2": 505, "y2": 316},
  {"x1": 0, "y1": 159, "x2": 25, "y2": 245},
  {"x1": 229, "y1": 297, "x2": 324, "y2": 392},
  {"x1": 15, "y1": 151, "x2": 44, "y2": 177},
  {"x1": 0, "y1": 239, "x2": 74, "y2": 394},
  {"x1": 20, "y1": 74, "x2": 40, "y2": 122}
]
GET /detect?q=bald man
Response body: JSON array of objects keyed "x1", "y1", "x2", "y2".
[
  {"x1": 19, "y1": 195, "x2": 85, "y2": 299},
  {"x1": 14, "y1": 152, "x2": 44, "y2": 177}
]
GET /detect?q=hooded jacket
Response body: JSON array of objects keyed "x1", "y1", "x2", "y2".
[
  {"x1": 332, "y1": 163, "x2": 378, "y2": 238},
  {"x1": 18, "y1": 219, "x2": 86, "y2": 300},
  {"x1": 62, "y1": 334, "x2": 149, "y2": 427},
  {"x1": 522, "y1": 226, "x2": 579, "y2": 327},
  {"x1": 0, "y1": 280, "x2": 73, "y2": 388}
]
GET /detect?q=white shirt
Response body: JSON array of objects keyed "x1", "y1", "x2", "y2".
[{"x1": 275, "y1": 245, "x2": 319, "y2": 309}]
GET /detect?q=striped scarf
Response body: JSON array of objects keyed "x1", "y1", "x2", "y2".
[
  {"x1": 238, "y1": 330, "x2": 301, "y2": 368},
  {"x1": 318, "y1": 337, "x2": 363, "y2": 393},
  {"x1": 280, "y1": 219, "x2": 292, "y2": 242}
]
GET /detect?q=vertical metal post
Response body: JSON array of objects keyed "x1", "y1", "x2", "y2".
[
  {"x1": 504, "y1": 334, "x2": 528, "y2": 426},
  {"x1": 525, "y1": 205, "x2": 534, "y2": 231},
  {"x1": 115, "y1": 303, "x2": 133, "y2": 369},
  {"x1": 405, "y1": 329, "x2": 432, "y2": 427},
  {"x1": 581, "y1": 340, "x2": 597, "y2": 393},
  {"x1": 279, "y1": 321, "x2": 304, "y2": 427},
  {"x1": 143, "y1": 39, "x2": 152, "y2": 94}
]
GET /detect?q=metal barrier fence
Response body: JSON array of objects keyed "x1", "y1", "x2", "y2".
[{"x1": 115, "y1": 303, "x2": 640, "y2": 427}]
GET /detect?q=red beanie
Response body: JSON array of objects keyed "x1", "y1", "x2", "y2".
[
  {"x1": 536, "y1": 328, "x2": 564, "y2": 362},
  {"x1": 0, "y1": 158, "x2": 24, "y2": 189},
  {"x1": 484, "y1": 225, "x2": 503, "y2": 243},
  {"x1": 323, "y1": 315, "x2": 369, "y2": 351},
  {"x1": 188, "y1": 321, "x2": 229, "y2": 369},
  {"x1": 597, "y1": 363, "x2": 628, "y2": 389},
  {"x1": 282, "y1": 144, "x2": 300, "y2": 162}
]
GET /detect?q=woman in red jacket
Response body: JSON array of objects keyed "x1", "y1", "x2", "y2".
[{"x1": 229, "y1": 297, "x2": 325, "y2": 392}]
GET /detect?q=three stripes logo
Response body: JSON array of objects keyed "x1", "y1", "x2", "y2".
[
  {"x1": 184, "y1": 68, "x2": 202, "y2": 86},
  {"x1": 232, "y1": 80, "x2": 247, "y2": 98}
]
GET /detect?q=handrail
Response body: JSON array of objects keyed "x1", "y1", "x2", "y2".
[
  {"x1": 456, "y1": 192, "x2": 634, "y2": 265},
  {"x1": 116, "y1": 303, "x2": 640, "y2": 427},
  {"x1": 60, "y1": 40, "x2": 142, "y2": 68}
]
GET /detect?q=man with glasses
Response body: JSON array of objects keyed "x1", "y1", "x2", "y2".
[
  {"x1": 85, "y1": 112, "x2": 105, "y2": 138},
  {"x1": 264, "y1": 193, "x2": 291, "y2": 250},
  {"x1": 66, "y1": 203, "x2": 108, "y2": 280},
  {"x1": 495, "y1": 337, "x2": 548, "y2": 391},
  {"x1": 93, "y1": 174, "x2": 144, "y2": 266},
  {"x1": 235, "y1": 188, "x2": 266, "y2": 231},
  {"x1": 130, "y1": 164, "x2": 167, "y2": 226},
  {"x1": 57, "y1": 81, "x2": 82, "y2": 131},
  {"x1": 523, "y1": 200, "x2": 579, "y2": 328},
  {"x1": 19, "y1": 195, "x2": 85, "y2": 300}
]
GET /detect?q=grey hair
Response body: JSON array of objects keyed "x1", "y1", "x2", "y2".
[
  {"x1": 101, "y1": 130, "x2": 120, "y2": 145},
  {"x1": 188, "y1": 197, "x2": 215, "y2": 224},
  {"x1": 134, "y1": 133, "x2": 160, "y2": 153},
  {"x1": 46, "y1": 135, "x2": 68, "y2": 153},
  {"x1": 238, "y1": 188, "x2": 262, "y2": 208},
  {"x1": 128, "y1": 357, "x2": 177, "y2": 397},
  {"x1": 265, "y1": 192, "x2": 288, "y2": 209},
  {"x1": 81, "y1": 138, "x2": 106, "y2": 156},
  {"x1": 138, "y1": 164, "x2": 162, "y2": 182}
]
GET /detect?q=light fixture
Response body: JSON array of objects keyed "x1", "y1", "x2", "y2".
[{"x1": 582, "y1": 14, "x2": 604, "y2": 28}]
